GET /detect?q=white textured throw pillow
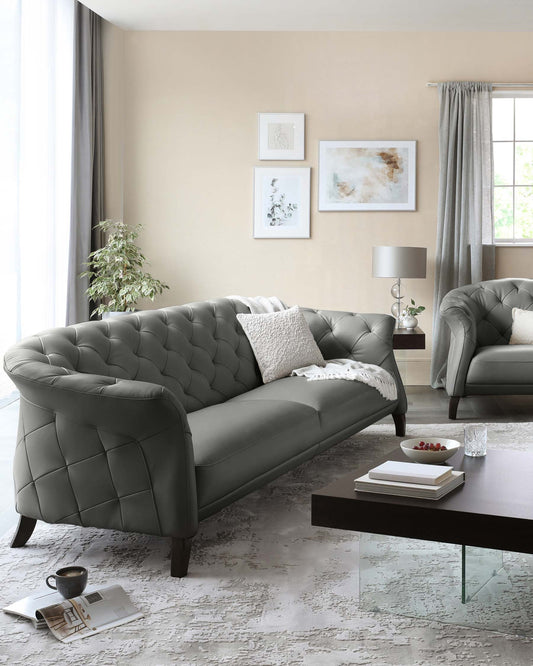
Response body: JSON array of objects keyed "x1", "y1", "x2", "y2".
[
  {"x1": 236, "y1": 307, "x2": 325, "y2": 383},
  {"x1": 509, "y1": 307, "x2": 533, "y2": 344}
]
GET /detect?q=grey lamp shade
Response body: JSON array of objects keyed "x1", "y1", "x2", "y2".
[{"x1": 372, "y1": 246, "x2": 427, "y2": 279}]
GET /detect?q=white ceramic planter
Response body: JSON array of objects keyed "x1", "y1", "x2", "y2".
[
  {"x1": 101, "y1": 311, "x2": 133, "y2": 319},
  {"x1": 402, "y1": 315, "x2": 418, "y2": 330}
]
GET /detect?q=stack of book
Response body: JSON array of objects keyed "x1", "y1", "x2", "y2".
[{"x1": 354, "y1": 460, "x2": 465, "y2": 500}]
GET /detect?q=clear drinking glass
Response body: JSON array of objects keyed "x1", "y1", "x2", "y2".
[{"x1": 464, "y1": 424, "x2": 487, "y2": 457}]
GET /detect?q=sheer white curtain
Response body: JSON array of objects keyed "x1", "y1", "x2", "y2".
[{"x1": 1, "y1": 0, "x2": 74, "y2": 397}]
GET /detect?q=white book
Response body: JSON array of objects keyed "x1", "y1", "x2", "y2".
[
  {"x1": 368, "y1": 460, "x2": 453, "y2": 486},
  {"x1": 354, "y1": 470, "x2": 465, "y2": 500}
]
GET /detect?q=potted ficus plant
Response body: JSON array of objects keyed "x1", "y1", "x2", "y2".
[
  {"x1": 82, "y1": 219, "x2": 169, "y2": 318},
  {"x1": 402, "y1": 299, "x2": 425, "y2": 330}
]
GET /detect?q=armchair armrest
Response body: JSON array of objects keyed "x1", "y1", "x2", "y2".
[
  {"x1": 440, "y1": 292, "x2": 479, "y2": 397},
  {"x1": 300, "y1": 309, "x2": 407, "y2": 415},
  {"x1": 4, "y1": 355, "x2": 198, "y2": 540}
]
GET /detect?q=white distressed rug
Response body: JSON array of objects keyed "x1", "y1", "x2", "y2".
[{"x1": 1, "y1": 422, "x2": 533, "y2": 665}]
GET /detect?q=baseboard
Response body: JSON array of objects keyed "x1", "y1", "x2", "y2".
[{"x1": 395, "y1": 357, "x2": 431, "y2": 386}]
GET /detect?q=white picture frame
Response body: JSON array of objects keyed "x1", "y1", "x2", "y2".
[
  {"x1": 318, "y1": 140, "x2": 416, "y2": 211},
  {"x1": 258, "y1": 113, "x2": 305, "y2": 160},
  {"x1": 254, "y1": 167, "x2": 310, "y2": 238}
]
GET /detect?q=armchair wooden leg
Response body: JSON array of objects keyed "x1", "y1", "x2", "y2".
[
  {"x1": 170, "y1": 537, "x2": 193, "y2": 577},
  {"x1": 449, "y1": 396, "x2": 460, "y2": 420},
  {"x1": 393, "y1": 413, "x2": 406, "y2": 437},
  {"x1": 11, "y1": 516, "x2": 37, "y2": 548}
]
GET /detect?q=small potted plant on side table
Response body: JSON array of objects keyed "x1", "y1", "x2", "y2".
[
  {"x1": 402, "y1": 299, "x2": 425, "y2": 330},
  {"x1": 81, "y1": 219, "x2": 169, "y2": 318}
]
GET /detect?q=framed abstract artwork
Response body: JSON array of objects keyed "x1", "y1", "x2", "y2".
[
  {"x1": 318, "y1": 140, "x2": 416, "y2": 211},
  {"x1": 253, "y1": 167, "x2": 310, "y2": 238},
  {"x1": 258, "y1": 113, "x2": 305, "y2": 160}
]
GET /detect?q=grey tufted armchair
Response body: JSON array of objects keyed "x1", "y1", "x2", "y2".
[{"x1": 440, "y1": 278, "x2": 533, "y2": 419}]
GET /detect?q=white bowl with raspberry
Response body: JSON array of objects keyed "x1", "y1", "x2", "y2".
[{"x1": 400, "y1": 438, "x2": 461, "y2": 464}]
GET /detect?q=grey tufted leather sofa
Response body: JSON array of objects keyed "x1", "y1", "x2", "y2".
[
  {"x1": 440, "y1": 278, "x2": 533, "y2": 419},
  {"x1": 4, "y1": 298, "x2": 407, "y2": 576}
]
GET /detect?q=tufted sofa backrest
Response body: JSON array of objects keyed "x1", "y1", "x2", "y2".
[
  {"x1": 442, "y1": 278, "x2": 533, "y2": 346},
  {"x1": 6, "y1": 299, "x2": 262, "y2": 413}
]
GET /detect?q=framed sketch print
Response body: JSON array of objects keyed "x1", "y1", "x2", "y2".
[
  {"x1": 258, "y1": 113, "x2": 305, "y2": 160},
  {"x1": 318, "y1": 140, "x2": 416, "y2": 211},
  {"x1": 254, "y1": 167, "x2": 310, "y2": 238}
]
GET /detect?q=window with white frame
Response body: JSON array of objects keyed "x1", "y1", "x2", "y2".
[{"x1": 493, "y1": 94, "x2": 533, "y2": 243}]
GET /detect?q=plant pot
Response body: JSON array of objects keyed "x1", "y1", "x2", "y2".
[
  {"x1": 101, "y1": 311, "x2": 133, "y2": 320},
  {"x1": 402, "y1": 315, "x2": 418, "y2": 330}
]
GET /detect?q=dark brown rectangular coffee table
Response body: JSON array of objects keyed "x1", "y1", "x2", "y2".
[{"x1": 312, "y1": 448, "x2": 533, "y2": 555}]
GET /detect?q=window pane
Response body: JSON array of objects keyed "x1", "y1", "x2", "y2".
[
  {"x1": 515, "y1": 142, "x2": 533, "y2": 185},
  {"x1": 515, "y1": 98, "x2": 533, "y2": 140},
  {"x1": 493, "y1": 187, "x2": 514, "y2": 239},
  {"x1": 515, "y1": 187, "x2": 533, "y2": 239},
  {"x1": 494, "y1": 142, "x2": 514, "y2": 185},
  {"x1": 492, "y1": 98, "x2": 514, "y2": 141}
]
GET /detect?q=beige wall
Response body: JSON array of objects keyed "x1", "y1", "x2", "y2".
[
  {"x1": 103, "y1": 23, "x2": 124, "y2": 221},
  {"x1": 102, "y1": 27, "x2": 533, "y2": 384}
]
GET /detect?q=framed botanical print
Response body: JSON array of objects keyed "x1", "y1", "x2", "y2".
[{"x1": 253, "y1": 167, "x2": 310, "y2": 238}]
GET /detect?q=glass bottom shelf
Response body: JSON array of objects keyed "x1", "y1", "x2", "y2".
[{"x1": 359, "y1": 533, "x2": 533, "y2": 636}]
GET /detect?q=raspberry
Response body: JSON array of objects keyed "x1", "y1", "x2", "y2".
[{"x1": 412, "y1": 440, "x2": 448, "y2": 453}]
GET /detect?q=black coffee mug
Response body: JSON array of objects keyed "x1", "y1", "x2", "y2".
[{"x1": 46, "y1": 566, "x2": 88, "y2": 599}]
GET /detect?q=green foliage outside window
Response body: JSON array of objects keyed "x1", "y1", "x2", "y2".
[{"x1": 493, "y1": 100, "x2": 533, "y2": 241}]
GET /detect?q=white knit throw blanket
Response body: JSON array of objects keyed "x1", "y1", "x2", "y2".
[
  {"x1": 227, "y1": 295, "x2": 287, "y2": 314},
  {"x1": 291, "y1": 359, "x2": 398, "y2": 401}
]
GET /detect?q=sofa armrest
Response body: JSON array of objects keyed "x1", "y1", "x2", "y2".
[
  {"x1": 5, "y1": 359, "x2": 198, "y2": 539},
  {"x1": 301, "y1": 309, "x2": 407, "y2": 415},
  {"x1": 440, "y1": 292, "x2": 479, "y2": 397}
]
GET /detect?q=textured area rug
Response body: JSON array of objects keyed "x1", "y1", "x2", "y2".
[{"x1": 1, "y1": 422, "x2": 533, "y2": 665}]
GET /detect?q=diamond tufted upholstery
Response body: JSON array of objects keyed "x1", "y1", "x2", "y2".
[
  {"x1": 440, "y1": 279, "x2": 533, "y2": 414},
  {"x1": 8, "y1": 299, "x2": 261, "y2": 414},
  {"x1": 4, "y1": 298, "x2": 406, "y2": 575}
]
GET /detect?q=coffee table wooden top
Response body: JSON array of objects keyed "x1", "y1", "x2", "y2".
[{"x1": 311, "y1": 448, "x2": 533, "y2": 554}]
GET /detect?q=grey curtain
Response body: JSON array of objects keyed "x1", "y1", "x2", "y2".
[
  {"x1": 66, "y1": 2, "x2": 104, "y2": 324},
  {"x1": 430, "y1": 82, "x2": 495, "y2": 388}
]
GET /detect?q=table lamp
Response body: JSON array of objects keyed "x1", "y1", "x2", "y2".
[{"x1": 372, "y1": 246, "x2": 427, "y2": 328}]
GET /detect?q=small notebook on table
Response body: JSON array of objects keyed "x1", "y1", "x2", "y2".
[
  {"x1": 355, "y1": 460, "x2": 464, "y2": 500},
  {"x1": 368, "y1": 460, "x2": 453, "y2": 485}
]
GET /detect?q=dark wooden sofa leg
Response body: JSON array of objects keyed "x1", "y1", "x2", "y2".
[
  {"x1": 11, "y1": 516, "x2": 37, "y2": 548},
  {"x1": 449, "y1": 396, "x2": 460, "y2": 420},
  {"x1": 170, "y1": 537, "x2": 193, "y2": 577},
  {"x1": 393, "y1": 413, "x2": 406, "y2": 437}
]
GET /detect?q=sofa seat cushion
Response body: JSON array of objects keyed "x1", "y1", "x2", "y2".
[
  {"x1": 466, "y1": 345, "x2": 533, "y2": 386},
  {"x1": 230, "y1": 375, "x2": 396, "y2": 439},
  {"x1": 188, "y1": 398, "x2": 320, "y2": 510}
]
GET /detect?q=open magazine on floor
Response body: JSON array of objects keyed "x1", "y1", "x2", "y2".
[{"x1": 3, "y1": 584, "x2": 142, "y2": 642}]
